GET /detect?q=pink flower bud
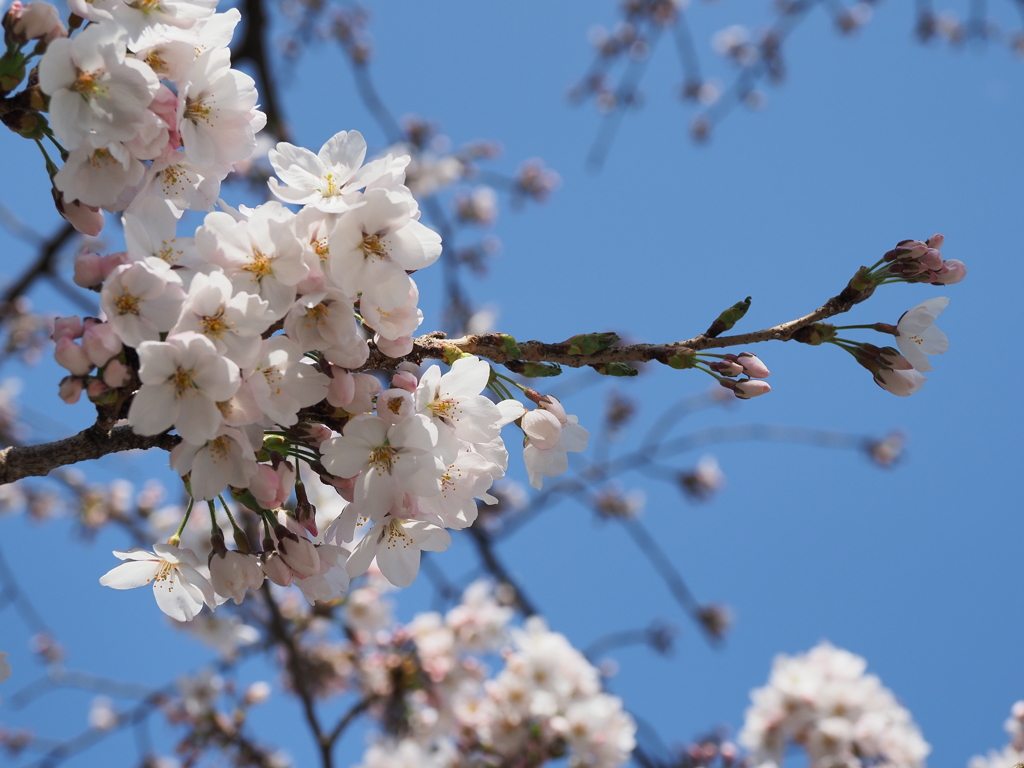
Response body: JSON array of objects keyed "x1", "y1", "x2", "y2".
[
  {"x1": 251, "y1": 462, "x2": 296, "y2": 510},
  {"x1": 54, "y1": 337, "x2": 92, "y2": 375},
  {"x1": 99, "y1": 251, "x2": 129, "y2": 281},
  {"x1": 918, "y1": 248, "x2": 943, "y2": 271},
  {"x1": 735, "y1": 353, "x2": 770, "y2": 379},
  {"x1": 86, "y1": 378, "x2": 109, "y2": 401},
  {"x1": 932, "y1": 259, "x2": 966, "y2": 285},
  {"x1": 51, "y1": 316, "x2": 83, "y2": 342},
  {"x1": 391, "y1": 370, "x2": 418, "y2": 392},
  {"x1": 732, "y1": 379, "x2": 771, "y2": 399},
  {"x1": 73, "y1": 251, "x2": 104, "y2": 288},
  {"x1": 326, "y1": 369, "x2": 355, "y2": 408},
  {"x1": 709, "y1": 360, "x2": 743, "y2": 377},
  {"x1": 321, "y1": 472, "x2": 354, "y2": 501},
  {"x1": 260, "y1": 552, "x2": 293, "y2": 587},
  {"x1": 926, "y1": 233, "x2": 945, "y2": 249},
  {"x1": 102, "y1": 358, "x2": 130, "y2": 388},
  {"x1": 7, "y1": 1, "x2": 65, "y2": 43},
  {"x1": 296, "y1": 422, "x2": 332, "y2": 449},
  {"x1": 82, "y1": 321, "x2": 122, "y2": 367},
  {"x1": 57, "y1": 195, "x2": 104, "y2": 236},
  {"x1": 874, "y1": 368, "x2": 926, "y2": 397},
  {"x1": 274, "y1": 526, "x2": 319, "y2": 577},
  {"x1": 58, "y1": 375, "x2": 83, "y2": 404}
]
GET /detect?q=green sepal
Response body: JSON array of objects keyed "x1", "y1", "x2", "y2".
[
  {"x1": 230, "y1": 486, "x2": 268, "y2": 514},
  {"x1": 705, "y1": 296, "x2": 751, "y2": 338},
  {"x1": 565, "y1": 332, "x2": 620, "y2": 356},
  {"x1": 591, "y1": 362, "x2": 638, "y2": 377},
  {"x1": 791, "y1": 322, "x2": 836, "y2": 346},
  {"x1": 442, "y1": 346, "x2": 469, "y2": 366},
  {"x1": 0, "y1": 51, "x2": 25, "y2": 93},
  {"x1": 522, "y1": 361, "x2": 562, "y2": 378},
  {"x1": 666, "y1": 352, "x2": 698, "y2": 370},
  {"x1": 498, "y1": 334, "x2": 521, "y2": 360}
]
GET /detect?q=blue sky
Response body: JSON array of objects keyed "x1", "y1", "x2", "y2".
[{"x1": 1, "y1": 2, "x2": 1022, "y2": 766}]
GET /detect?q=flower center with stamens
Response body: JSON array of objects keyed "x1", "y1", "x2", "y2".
[
  {"x1": 369, "y1": 445, "x2": 398, "y2": 475},
  {"x1": 387, "y1": 398, "x2": 403, "y2": 415},
  {"x1": 429, "y1": 398, "x2": 459, "y2": 421},
  {"x1": 71, "y1": 70, "x2": 106, "y2": 99},
  {"x1": 383, "y1": 520, "x2": 411, "y2": 550},
  {"x1": 157, "y1": 242, "x2": 179, "y2": 264},
  {"x1": 144, "y1": 50, "x2": 169, "y2": 75},
  {"x1": 89, "y1": 149, "x2": 114, "y2": 169},
  {"x1": 321, "y1": 172, "x2": 340, "y2": 197},
  {"x1": 114, "y1": 291, "x2": 141, "y2": 316},
  {"x1": 200, "y1": 307, "x2": 230, "y2": 338},
  {"x1": 152, "y1": 560, "x2": 173, "y2": 585},
  {"x1": 360, "y1": 234, "x2": 387, "y2": 260},
  {"x1": 171, "y1": 366, "x2": 198, "y2": 397},
  {"x1": 304, "y1": 304, "x2": 329, "y2": 328},
  {"x1": 439, "y1": 463, "x2": 463, "y2": 497},
  {"x1": 207, "y1": 436, "x2": 230, "y2": 464},
  {"x1": 262, "y1": 366, "x2": 283, "y2": 394},
  {"x1": 313, "y1": 237, "x2": 329, "y2": 262},
  {"x1": 242, "y1": 249, "x2": 274, "y2": 281},
  {"x1": 185, "y1": 97, "x2": 212, "y2": 127},
  {"x1": 127, "y1": 0, "x2": 164, "y2": 14}
]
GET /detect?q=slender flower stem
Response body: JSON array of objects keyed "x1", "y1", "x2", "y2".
[
  {"x1": 217, "y1": 494, "x2": 244, "y2": 537},
  {"x1": 167, "y1": 497, "x2": 195, "y2": 546}
]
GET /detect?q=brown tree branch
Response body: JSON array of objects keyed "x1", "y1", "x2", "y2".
[
  {"x1": 357, "y1": 284, "x2": 869, "y2": 372},
  {"x1": 0, "y1": 425, "x2": 179, "y2": 485}
]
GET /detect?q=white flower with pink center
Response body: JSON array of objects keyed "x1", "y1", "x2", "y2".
[
  {"x1": 170, "y1": 270, "x2": 272, "y2": 367},
  {"x1": 100, "y1": 257, "x2": 185, "y2": 348},
  {"x1": 99, "y1": 543, "x2": 216, "y2": 622},
  {"x1": 169, "y1": 425, "x2": 257, "y2": 500},
  {"x1": 522, "y1": 396, "x2": 589, "y2": 490},
  {"x1": 39, "y1": 22, "x2": 159, "y2": 150},
  {"x1": 195, "y1": 203, "x2": 309, "y2": 320},
  {"x1": 328, "y1": 188, "x2": 441, "y2": 311},
  {"x1": 896, "y1": 297, "x2": 949, "y2": 373},
  {"x1": 177, "y1": 46, "x2": 263, "y2": 167},
  {"x1": 128, "y1": 331, "x2": 240, "y2": 445},
  {"x1": 319, "y1": 414, "x2": 442, "y2": 521}
]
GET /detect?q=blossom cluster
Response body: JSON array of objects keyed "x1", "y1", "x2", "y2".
[
  {"x1": 34, "y1": 0, "x2": 264, "y2": 233},
  {"x1": 739, "y1": 641, "x2": 930, "y2": 768},
  {"x1": 26, "y1": 0, "x2": 591, "y2": 620},
  {"x1": 339, "y1": 577, "x2": 636, "y2": 768},
  {"x1": 968, "y1": 701, "x2": 1024, "y2": 768}
]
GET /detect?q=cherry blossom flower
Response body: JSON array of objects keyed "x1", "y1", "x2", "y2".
[
  {"x1": 169, "y1": 425, "x2": 257, "y2": 500},
  {"x1": 328, "y1": 188, "x2": 441, "y2": 310},
  {"x1": 177, "y1": 47, "x2": 264, "y2": 167},
  {"x1": 346, "y1": 514, "x2": 451, "y2": 588},
  {"x1": 170, "y1": 270, "x2": 272, "y2": 367},
  {"x1": 295, "y1": 544, "x2": 351, "y2": 604},
  {"x1": 896, "y1": 297, "x2": 949, "y2": 373},
  {"x1": 54, "y1": 142, "x2": 145, "y2": 209},
  {"x1": 522, "y1": 397, "x2": 589, "y2": 490},
  {"x1": 269, "y1": 130, "x2": 403, "y2": 213},
  {"x1": 320, "y1": 414, "x2": 442, "y2": 520},
  {"x1": 241, "y1": 336, "x2": 329, "y2": 426},
  {"x1": 415, "y1": 356, "x2": 504, "y2": 452},
  {"x1": 128, "y1": 332, "x2": 240, "y2": 445},
  {"x1": 100, "y1": 258, "x2": 186, "y2": 348},
  {"x1": 99, "y1": 543, "x2": 216, "y2": 622},
  {"x1": 39, "y1": 22, "x2": 159, "y2": 150},
  {"x1": 195, "y1": 203, "x2": 308, "y2": 319}
]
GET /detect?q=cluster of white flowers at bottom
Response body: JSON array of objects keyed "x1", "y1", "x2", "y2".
[
  {"x1": 739, "y1": 642, "x2": 929, "y2": 768},
  {"x1": 343, "y1": 578, "x2": 635, "y2": 768},
  {"x1": 968, "y1": 701, "x2": 1024, "y2": 768}
]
